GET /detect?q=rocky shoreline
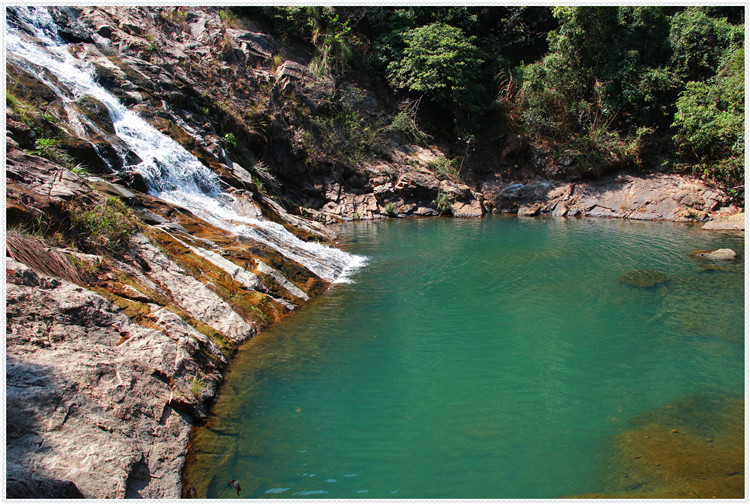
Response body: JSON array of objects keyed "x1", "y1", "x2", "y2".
[
  {"x1": 5, "y1": 6, "x2": 743, "y2": 499},
  {"x1": 6, "y1": 165, "x2": 742, "y2": 499}
]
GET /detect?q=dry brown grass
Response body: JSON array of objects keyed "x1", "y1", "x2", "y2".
[{"x1": 7, "y1": 231, "x2": 86, "y2": 285}]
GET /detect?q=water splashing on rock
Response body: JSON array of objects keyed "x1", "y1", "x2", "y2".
[{"x1": 6, "y1": 6, "x2": 366, "y2": 282}]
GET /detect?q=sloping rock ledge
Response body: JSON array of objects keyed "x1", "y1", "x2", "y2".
[{"x1": 483, "y1": 171, "x2": 739, "y2": 225}]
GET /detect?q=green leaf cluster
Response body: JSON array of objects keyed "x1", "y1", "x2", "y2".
[
  {"x1": 70, "y1": 197, "x2": 139, "y2": 254},
  {"x1": 510, "y1": 6, "x2": 743, "y2": 185},
  {"x1": 385, "y1": 22, "x2": 481, "y2": 138},
  {"x1": 672, "y1": 47, "x2": 744, "y2": 185}
]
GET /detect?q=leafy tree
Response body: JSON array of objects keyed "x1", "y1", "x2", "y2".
[
  {"x1": 385, "y1": 22, "x2": 482, "y2": 138},
  {"x1": 672, "y1": 47, "x2": 744, "y2": 186},
  {"x1": 509, "y1": 7, "x2": 686, "y2": 176},
  {"x1": 526, "y1": 6, "x2": 676, "y2": 131},
  {"x1": 669, "y1": 7, "x2": 743, "y2": 81}
]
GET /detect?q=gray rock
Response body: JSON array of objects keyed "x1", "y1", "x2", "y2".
[
  {"x1": 6, "y1": 260, "x2": 193, "y2": 498},
  {"x1": 693, "y1": 248, "x2": 738, "y2": 261}
]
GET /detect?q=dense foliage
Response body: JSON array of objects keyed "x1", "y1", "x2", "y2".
[{"x1": 247, "y1": 6, "x2": 743, "y2": 189}]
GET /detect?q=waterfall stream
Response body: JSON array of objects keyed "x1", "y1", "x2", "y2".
[{"x1": 6, "y1": 7, "x2": 366, "y2": 283}]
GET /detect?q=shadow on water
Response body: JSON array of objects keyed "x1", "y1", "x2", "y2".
[{"x1": 571, "y1": 392, "x2": 744, "y2": 498}]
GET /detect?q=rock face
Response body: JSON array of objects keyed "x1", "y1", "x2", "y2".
[
  {"x1": 487, "y1": 172, "x2": 732, "y2": 222},
  {"x1": 7, "y1": 259, "x2": 194, "y2": 498},
  {"x1": 702, "y1": 213, "x2": 745, "y2": 231}
]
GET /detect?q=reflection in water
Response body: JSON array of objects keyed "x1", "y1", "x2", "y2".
[{"x1": 183, "y1": 217, "x2": 744, "y2": 498}]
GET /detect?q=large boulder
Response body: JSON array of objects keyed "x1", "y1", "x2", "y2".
[{"x1": 6, "y1": 259, "x2": 194, "y2": 498}]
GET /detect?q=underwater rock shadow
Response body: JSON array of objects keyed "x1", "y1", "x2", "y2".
[{"x1": 570, "y1": 392, "x2": 744, "y2": 498}]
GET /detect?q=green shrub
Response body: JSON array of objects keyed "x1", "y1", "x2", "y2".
[
  {"x1": 218, "y1": 8, "x2": 242, "y2": 28},
  {"x1": 189, "y1": 375, "x2": 204, "y2": 399},
  {"x1": 28, "y1": 137, "x2": 77, "y2": 169},
  {"x1": 432, "y1": 190, "x2": 452, "y2": 215},
  {"x1": 672, "y1": 47, "x2": 744, "y2": 186},
  {"x1": 70, "y1": 197, "x2": 139, "y2": 253},
  {"x1": 384, "y1": 202, "x2": 397, "y2": 216},
  {"x1": 428, "y1": 156, "x2": 461, "y2": 182},
  {"x1": 304, "y1": 94, "x2": 385, "y2": 167},
  {"x1": 31, "y1": 137, "x2": 60, "y2": 158}
]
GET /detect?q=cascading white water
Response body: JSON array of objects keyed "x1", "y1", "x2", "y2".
[{"x1": 6, "y1": 7, "x2": 366, "y2": 283}]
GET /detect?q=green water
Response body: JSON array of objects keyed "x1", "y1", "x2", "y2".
[{"x1": 183, "y1": 217, "x2": 744, "y2": 498}]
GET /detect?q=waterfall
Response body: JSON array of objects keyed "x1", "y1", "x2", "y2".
[{"x1": 6, "y1": 7, "x2": 366, "y2": 283}]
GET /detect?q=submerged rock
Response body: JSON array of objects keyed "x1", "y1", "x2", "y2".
[
  {"x1": 619, "y1": 269, "x2": 670, "y2": 288},
  {"x1": 571, "y1": 394, "x2": 743, "y2": 498}
]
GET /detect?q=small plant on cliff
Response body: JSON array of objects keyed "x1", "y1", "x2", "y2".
[
  {"x1": 388, "y1": 98, "x2": 428, "y2": 144},
  {"x1": 31, "y1": 137, "x2": 61, "y2": 158},
  {"x1": 433, "y1": 191, "x2": 452, "y2": 215},
  {"x1": 6, "y1": 90, "x2": 34, "y2": 126},
  {"x1": 70, "y1": 163, "x2": 89, "y2": 177},
  {"x1": 69, "y1": 196, "x2": 139, "y2": 254},
  {"x1": 428, "y1": 156, "x2": 461, "y2": 182},
  {"x1": 189, "y1": 375, "x2": 204, "y2": 399},
  {"x1": 144, "y1": 34, "x2": 160, "y2": 55},
  {"x1": 28, "y1": 137, "x2": 77, "y2": 170},
  {"x1": 218, "y1": 8, "x2": 243, "y2": 29},
  {"x1": 161, "y1": 8, "x2": 187, "y2": 23},
  {"x1": 385, "y1": 202, "x2": 398, "y2": 217},
  {"x1": 222, "y1": 132, "x2": 238, "y2": 149}
]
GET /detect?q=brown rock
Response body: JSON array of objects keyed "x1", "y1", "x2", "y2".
[
  {"x1": 702, "y1": 213, "x2": 745, "y2": 231},
  {"x1": 451, "y1": 199, "x2": 484, "y2": 218}
]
